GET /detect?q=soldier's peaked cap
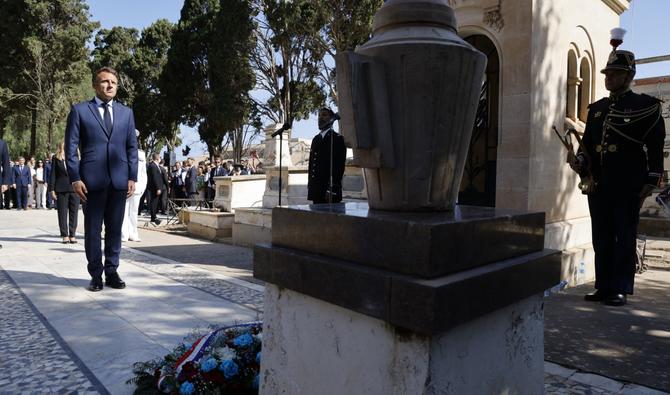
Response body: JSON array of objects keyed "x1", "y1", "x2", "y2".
[{"x1": 601, "y1": 50, "x2": 636, "y2": 74}]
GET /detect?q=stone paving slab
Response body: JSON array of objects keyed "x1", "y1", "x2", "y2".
[
  {"x1": 544, "y1": 270, "x2": 670, "y2": 393},
  {"x1": 0, "y1": 267, "x2": 106, "y2": 394}
]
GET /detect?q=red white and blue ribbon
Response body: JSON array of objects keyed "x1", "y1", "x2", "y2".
[{"x1": 157, "y1": 321, "x2": 262, "y2": 391}]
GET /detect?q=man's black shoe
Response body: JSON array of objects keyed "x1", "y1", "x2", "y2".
[
  {"x1": 88, "y1": 278, "x2": 103, "y2": 292},
  {"x1": 153, "y1": 219, "x2": 162, "y2": 225},
  {"x1": 105, "y1": 273, "x2": 126, "y2": 289},
  {"x1": 584, "y1": 290, "x2": 608, "y2": 302},
  {"x1": 603, "y1": 293, "x2": 627, "y2": 306}
]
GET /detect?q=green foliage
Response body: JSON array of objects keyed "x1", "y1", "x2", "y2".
[
  {"x1": 251, "y1": 0, "x2": 327, "y2": 124},
  {"x1": 162, "y1": 0, "x2": 256, "y2": 157},
  {"x1": 90, "y1": 26, "x2": 140, "y2": 103},
  {"x1": 90, "y1": 19, "x2": 177, "y2": 154},
  {"x1": 0, "y1": 0, "x2": 98, "y2": 155},
  {"x1": 131, "y1": 19, "x2": 177, "y2": 153},
  {"x1": 316, "y1": 0, "x2": 382, "y2": 105},
  {"x1": 250, "y1": 0, "x2": 378, "y2": 120}
]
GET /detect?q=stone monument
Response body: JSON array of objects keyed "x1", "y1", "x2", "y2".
[
  {"x1": 260, "y1": 123, "x2": 309, "y2": 208},
  {"x1": 255, "y1": 1, "x2": 561, "y2": 393}
]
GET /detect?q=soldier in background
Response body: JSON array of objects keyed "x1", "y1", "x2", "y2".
[
  {"x1": 308, "y1": 107, "x2": 346, "y2": 204},
  {"x1": 570, "y1": 47, "x2": 665, "y2": 306}
]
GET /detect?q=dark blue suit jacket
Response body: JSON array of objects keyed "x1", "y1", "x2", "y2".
[
  {"x1": 13, "y1": 165, "x2": 31, "y2": 187},
  {"x1": 0, "y1": 139, "x2": 9, "y2": 185},
  {"x1": 184, "y1": 166, "x2": 197, "y2": 194},
  {"x1": 65, "y1": 98, "x2": 138, "y2": 191}
]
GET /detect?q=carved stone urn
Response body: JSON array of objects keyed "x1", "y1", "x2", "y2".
[{"x1": 337, "y1": 0, "x2": 486, "y2": 211}]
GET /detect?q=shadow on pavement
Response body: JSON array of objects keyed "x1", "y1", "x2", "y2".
[{"x1": 544, "y1": 269, "x2": 670, "y2": 392}]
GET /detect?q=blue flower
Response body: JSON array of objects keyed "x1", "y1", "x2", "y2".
[
  {"x1": 253, "y1": 374, "x2": 260, "y2": 389},
  {"x1": 179, "y1": 381, "x2": 195, "y2": 395},
  {"x1": 219, "y1": 359, "x2": 239, "y2": 379},
  {"x1": 255, "y1": 351, "x2": 261, "y2": 364},
  {"x1": 233, "y1": 333, "x2": 254, "y2": 348},
  {"x1": 200, "y1": 357, "x2": 217, "y2": 373}
]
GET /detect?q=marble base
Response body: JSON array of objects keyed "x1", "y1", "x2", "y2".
[
  {"x1": 212, "y1": 175, "x2": 266, "y2": 212},
  {"x1": 262, "y1": 167, "x2": 309, "y2": 208},
  {"x1": 232, "y1": 207, "x2": 273, "y2": 247},
  {"x1": 261, "y1": 285, "x2": 545, "y2": 395},
  {"x1": 186, "y1": 210, "x2": 234, "y2": 240},
  {"x1": 256, "y1": 203, "x2": 559, "y2": 393}
]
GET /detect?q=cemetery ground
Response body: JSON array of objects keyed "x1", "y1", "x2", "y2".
[{"x1": 0, "y1": 208, "x2": 668, "y2": 394}]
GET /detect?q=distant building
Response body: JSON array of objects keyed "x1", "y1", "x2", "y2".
[{"x1": 633, "y1": 75, "x2": 670, "y2": 182}]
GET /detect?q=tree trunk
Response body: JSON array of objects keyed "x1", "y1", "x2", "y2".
[
  {"x1": 47, "y1": 118, "x2": 53, "y2": 156},
  {"x1": 30, "y1": 108, "x2": 37, "y2": 157}
]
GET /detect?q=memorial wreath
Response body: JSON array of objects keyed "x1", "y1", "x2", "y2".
[{"x1": 128, "y1": 322, "x2": 263, "y2": 394}]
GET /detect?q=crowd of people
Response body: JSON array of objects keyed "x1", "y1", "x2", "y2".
[
  {"x1": 0, "y1": 155, "x2": 55, "y2": 210},
  {"x1": 0, "y1": 152, "x2": 263, "y2": 214}
]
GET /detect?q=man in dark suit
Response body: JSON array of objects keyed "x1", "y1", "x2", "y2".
[
  {"x1": 65, "y1": 66, "x2": 138, "y2": 292},
  {"x1": 208, "y1": 156, "x2": 228, "y2": 201},
  {"x1": 308, "y1": 107, "x2": 347, "y2": 204},
  {"x1": 13, "y1": 156, "x2": 31, "y2": 210},
  {"x1": 159, "y1": 162, "x2": 169, "y2": 214},
  {"x1": 184, "y1": 158, "x2": 198, "y2": 205},
  {"x1": 571, "y1": 50, "x2": 665, "y2": 306},
  {"x1": 172, "y1": 161, "x2": 185, "y2": 199},
  {"x1": 3, "y1": 160, "x2": 14, "y2": 209},
  {"x1": 44, "y1": 157, "x2": 53, "y2": 209},
  {"x1": 146, "y1": 153, "x2": 163, "y2": 225},
  {"x1": 0, "y1": 139, "x2": 9, "y2": 211}
]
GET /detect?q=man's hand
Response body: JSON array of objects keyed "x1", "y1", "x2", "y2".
[
  {"x1": 127, "y1": 180, "x2": 136, "y2": 198},
  {"x1": 12, "y1": 184, "x2": 16, "y2": 189},
  {"x1": 51, "y1": 191, "x2": 57, "y2": 200},
  {"x1": 156, "y1": 189, "x2": 162, "y2": 196},
  {"x1": 72, "y1": 181, "x2": 88, "y2": 202},
  {"x1": 1, "y1": 185, "x2": 6, "y2": 193}
]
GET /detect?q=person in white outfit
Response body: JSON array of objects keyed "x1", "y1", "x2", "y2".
[
  {"x1": 121, "y1": 132, "x2": 147, "y2": 242},
  {"x1": 34, "y1": 160, "x2": 47, "y2": 208}
]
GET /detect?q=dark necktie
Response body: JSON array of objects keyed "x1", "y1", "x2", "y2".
[{"x1": 102, "y1": 103, "x2": 112, "y2": 132}]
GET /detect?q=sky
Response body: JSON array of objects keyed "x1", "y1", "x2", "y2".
[{"x1": 86, "y1": 0, "x2": 670, "y2": 158}]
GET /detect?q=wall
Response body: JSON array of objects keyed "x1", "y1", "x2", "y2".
[
  {"x1": 529, "y1": 0, "x2": 624, "y2": 223},
  {"x1": 451, "y1": 0, "x2": 627, "y2": 226}
]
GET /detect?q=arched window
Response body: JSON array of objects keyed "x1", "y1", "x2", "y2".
[
  {"x1": 566, "y1": 50, "x2": 579, "y2": 121},
  {"x1": 579, "y1": 57, "x2": 591, "y2": 122}
]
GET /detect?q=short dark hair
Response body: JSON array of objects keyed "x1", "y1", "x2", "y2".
[{"x1": 93, "y1": 67, "x2": 119, "y2": 84}]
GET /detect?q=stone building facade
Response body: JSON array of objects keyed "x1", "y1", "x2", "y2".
[{"x1": 449, "y1": 0, "x2": 630, "y2": 282}]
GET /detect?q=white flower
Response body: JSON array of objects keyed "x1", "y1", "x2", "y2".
[{"x1": 212, "y1": 346, "x2": 237, "y2": 361}]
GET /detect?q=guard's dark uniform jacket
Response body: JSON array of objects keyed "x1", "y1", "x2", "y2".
[
  {"x1": 578, "y1": 90, "x2": 665, "y2": 294},
  {"x1": 307, "y1": 129, "x2": 346, "y2": 204}
]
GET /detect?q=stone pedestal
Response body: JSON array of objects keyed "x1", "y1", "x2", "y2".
[
  {"x1": 254, "y1": 203, "x2": 561, "y2": 394},
  {"x1": 232, "y1": 207, "x2": 272, "y2": 247},
  {"x1": 186, "y1": 210, "x2": 235, "y2": 240},
  {"x1": 262, "y1": 285, "x2": 544, "y2": 395},
  {"x1": 263, "y1": 123, "x2": 293, "y2": 168},
  {"x1": 261, "y1": 166, "x2": 309, "y2": 208},
  {"x1": 212, "y1": 175, "x2": 266, "y2": 212}
]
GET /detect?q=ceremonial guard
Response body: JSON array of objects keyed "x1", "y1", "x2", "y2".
[
  {"x1": 570, "y1": 29, "x2": 666, "y2": 306},
  {"x1": 308, "y1": 107, "x2": 346, "y2": 204}
]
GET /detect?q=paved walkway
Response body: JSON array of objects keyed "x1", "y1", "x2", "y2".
[{"x1": 0, "y1": 209, "x2": 668, "y2": 394}]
